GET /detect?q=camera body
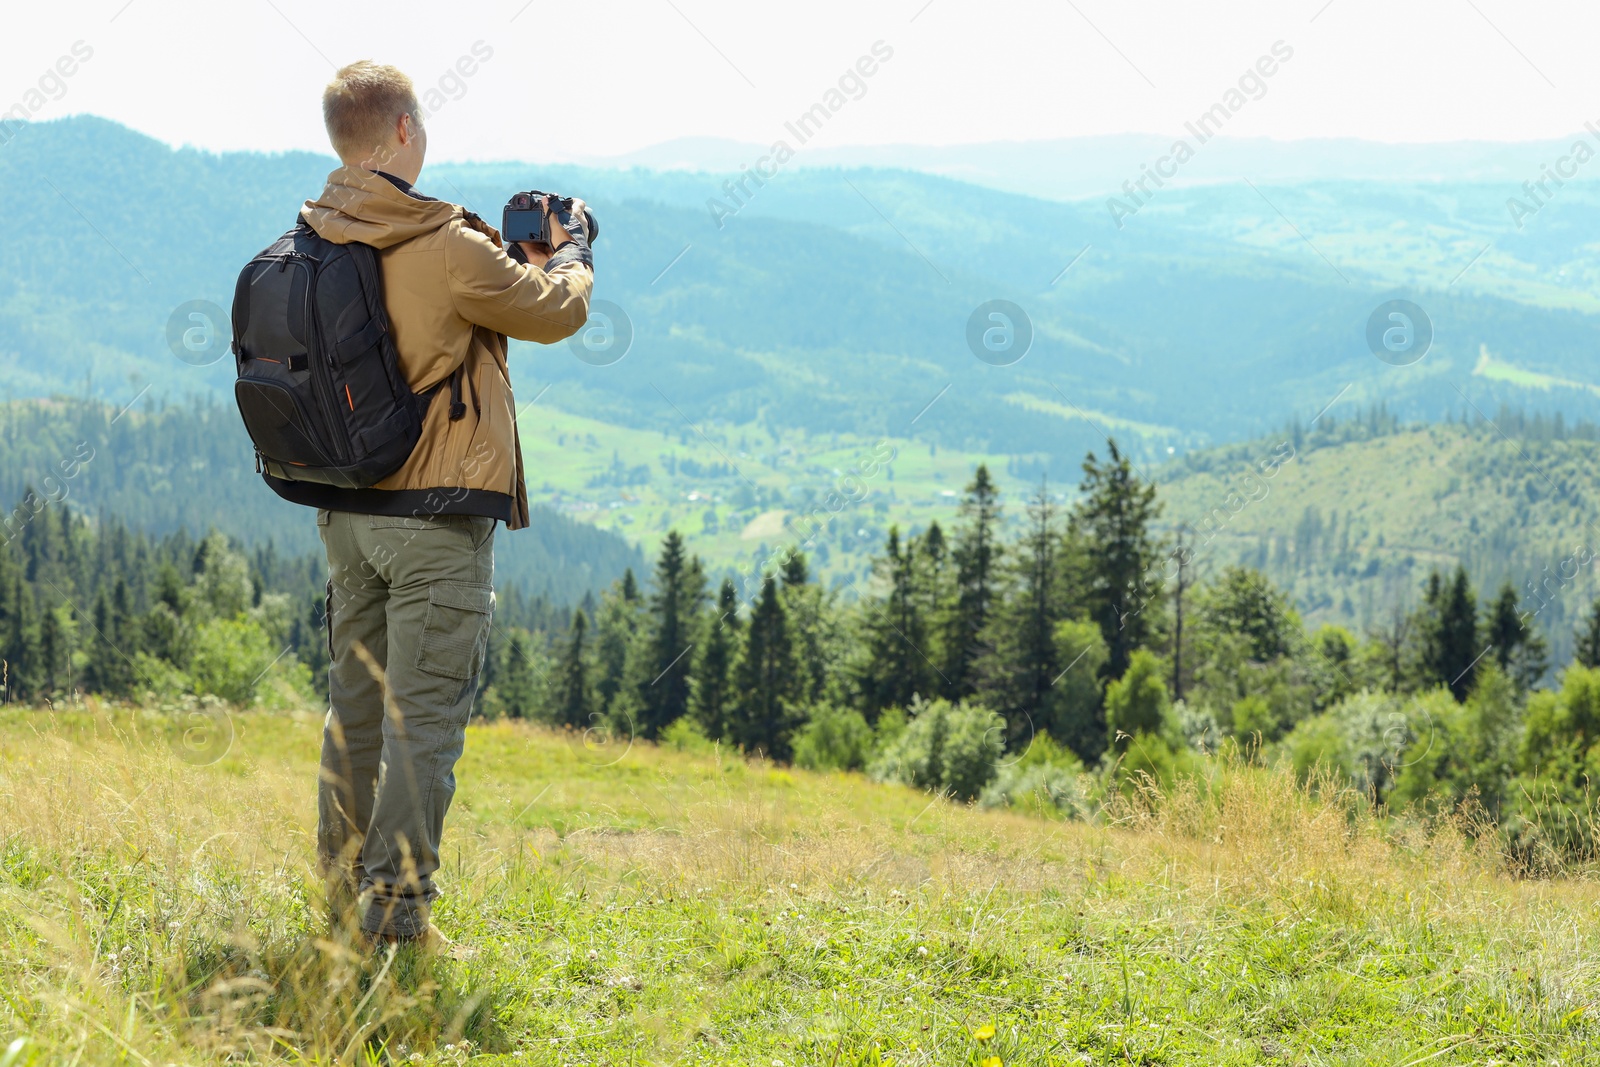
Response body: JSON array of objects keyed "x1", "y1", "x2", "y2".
[{"x1": 501, "y1": 190, "x2": 598, "y2": 246}]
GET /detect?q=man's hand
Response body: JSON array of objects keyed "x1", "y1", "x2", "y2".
[
  {"x1": 514, "y1": 196, "x2": 590, "y2": 266},
  {"x1": 549, "y1": 196, "x2": 591, "y2": 248},
  {"x1": 512, "y1": 198, "x2": 595, "y2": 268},
  {"x1": 514, "y1": 240, "x2": 553, "y2": 267}
]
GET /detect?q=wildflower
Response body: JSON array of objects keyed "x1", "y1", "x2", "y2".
[
  {"x1": 981, "y1": 1058, "x2": 1003, "y2": 1067},
  {"x1": 917, "y1": 946, "x2": 928, "y2": 957},
  {"x1": 973, "y1": 1023, "x2": 996, "y2": 1041}
]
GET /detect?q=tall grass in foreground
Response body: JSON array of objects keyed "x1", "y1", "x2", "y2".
[{"x1": 3, "y1": 703, "x2": 1600, "y2": 1065}]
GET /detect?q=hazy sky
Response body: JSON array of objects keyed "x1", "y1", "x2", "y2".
[{"x1": 5, "y1": 0, "x2": 1600, "y2": 162}]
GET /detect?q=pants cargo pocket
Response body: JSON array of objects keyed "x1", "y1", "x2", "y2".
[{"x1": 416, "y1": 580, "x2": 495, "y2": 681}]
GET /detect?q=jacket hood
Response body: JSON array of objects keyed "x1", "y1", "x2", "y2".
[{"x1": 300, "y1": 166, "x2": 459, "y2": 250}]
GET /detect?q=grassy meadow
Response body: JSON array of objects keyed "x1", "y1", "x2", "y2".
[{"x1": 4, "y1": 704, "x2": 1600, "y2": 1065}]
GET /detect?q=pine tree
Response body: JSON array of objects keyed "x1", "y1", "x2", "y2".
[
  {"x1": 856, "y1": 527, "x2": 934, "y2": 720},
  {"x1": 943, "y1": 466, "x2": 1002, "y2": 697},
  {"x1": 636, "y1": 532, "x2": 706, "y2": 739},
  {"x1": 976, "y1": 483, "x2": 1064, "y2": 748},
  {"x1": 728, "y1": 576, "x2": 801, "y2": 759},
  {"x1": 691, "y1": 579, "x2": 741, "y2": 741},
  {"x1": 1368, "y1": 603, "x2": 1411, "y2": 693},
  {"x1": 555, "y1": 610, "x2": 592, "y2": 729},
  {"x1": 1413, "y1": 567, "x2": 1481, "y2": 701},
  {"x1": 6, "y1": 576, "x2": 37, "y2": 698},
  {"x1": 1170, "y1": 526, "x2": 1194, "y2": 700},
  {"x1": 1484, "y1": 580, "x2": 1547, "y2": 692},
  {"x1": 38, "y1": 603, "x2": 61, "y2": 696},
  {"x1": 1073, "y1": 440, "x2": 1162, "y2": 681},
  {"x1": 499, "y1": 629, "x2": 539, "y2": 719},
  {"x1": 781, "y1": 552, "x2": 809, "y2": 588},
  {"x1": 918, "y1": 522, "x2": 951, "y2": 689},
  {"x1": 592, "y1": 569, "x2": 644, "y2": 719},
  {"x1": 780, "y1": 551, "x2": 833, "y2": 707},
  {"x1": 1576, "y1": 598, "x2": 1600, "y2": 669},
  {"x1": 87, "y1": 588, "x2": 114, "y2": 693}
]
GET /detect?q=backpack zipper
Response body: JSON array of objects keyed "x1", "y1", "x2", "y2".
[
  {"x1": 267, "y1": 254, "x2": 347, "y2": 467},
  {"x1": 302, "y1": 262, "x2": 350, "y2": 465}
]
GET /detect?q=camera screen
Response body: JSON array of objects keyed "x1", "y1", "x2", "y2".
[{"x1": 501, "y1": 209, "x2": 547, "y2": 244}]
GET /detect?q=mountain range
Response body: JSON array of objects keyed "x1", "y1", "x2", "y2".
[
  {"x1": 6, "y1": 116, "x2": 1600, "y2": 473},
  {"x1": 5, "y1": 115, "x2": 1600, "y2": 614}
]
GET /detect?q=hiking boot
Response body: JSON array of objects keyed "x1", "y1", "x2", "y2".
[{"x1": 363, "y1": 925, "x2": 473, "y2": 959}]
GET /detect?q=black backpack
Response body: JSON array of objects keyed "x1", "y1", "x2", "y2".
[{"x1": 230, "y1": 220, "x2": 461, "y2": 488}]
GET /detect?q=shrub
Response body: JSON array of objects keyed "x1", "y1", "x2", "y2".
[
  {"x1": 1049, "y1": 619, "x2": 1109, "y2": 761},
  {"x1": 1277, "y1": 688, "x2": 1451, "y2": 802},
  {"x1": 980, "y1": 762, "x2": 1093, "y2": 818},
  {"x1": 979, "y1": 736, "x2": 1093, "y2": 818},
  {"x1": 1389, "y1": 666, "x2": 1520, "y2": 818},
  {"x1": 661, "y1": 716, "x2": 717, "y2": 755},
  {"x1": 1116, "y1": 730, "x2": 1191, "y2": 792},
  {"x1": 1105, "y1": 650, "x2": 1174, "y2": 750},
  {"x1": 792, "y1": 704, "x2": 875, "y2": 772},
  {"x1": 869, "y1": 697, "x2": 1004, "y2": 801},
  {"x1": 187, "y1": 616, "x2": 279, "y2": 705},
  {"x1": 873, "y1": 704, "x2": 908, "y2": 747},
  {"x1": 1280, "y1": 710, "x2": 1350, "y2": 782},
  {"x1": 1503, "y1": 665, "x2": 1600, "y2": 864},
  {"x1": 1175, "y1": 700, "x2": 1222, "y2": 753}
]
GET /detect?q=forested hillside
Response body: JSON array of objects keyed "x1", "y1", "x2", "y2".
[
  {"x1": 8, "y1": 116, "x2": 1600, "y2": 478},
  {"x1": 7, "y1": 392, "x2": 1600, "y2": 710},
  {"x1": 1157, "y1": 406, "x2": 1600, "y2": 667},
  {"x1": 0, "y1": 397, "x2": 641, "y2": 606}
]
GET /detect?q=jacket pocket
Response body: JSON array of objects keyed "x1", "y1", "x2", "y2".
[{"x1": 415, "y1": 580, "x2": 494, "y2": 681}]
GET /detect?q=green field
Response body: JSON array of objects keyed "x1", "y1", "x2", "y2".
[
  {"x1": 5, "y1": 705, "x2": 1600, "y2": 1065},
  {"x1": 1473, "y1": 347, "x2": 1600, "y2": 398},
  {"x1": 516, "y1": 404, "x2": 1027, "y2": 584}
]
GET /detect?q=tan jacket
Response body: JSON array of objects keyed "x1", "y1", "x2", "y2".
[{"x1": 295, "y1": 166, "x2": 592, "y2": 530}]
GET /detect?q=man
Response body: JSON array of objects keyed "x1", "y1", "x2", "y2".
[{"x1": 279, "y1": 61, "x2": 592, "y2": 946}]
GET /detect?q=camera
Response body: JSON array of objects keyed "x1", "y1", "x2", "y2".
[{"x1": 502, "y1": 190, "x2": 599, "y2": 247}]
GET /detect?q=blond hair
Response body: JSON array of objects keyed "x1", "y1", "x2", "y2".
[{"x1": 321, "y1": 61, "x2": 420, "y2": 161}]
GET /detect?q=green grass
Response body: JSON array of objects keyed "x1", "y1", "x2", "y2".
[{"x1": 5, "y1": 704, "x2": 1600, "y2": 1064}]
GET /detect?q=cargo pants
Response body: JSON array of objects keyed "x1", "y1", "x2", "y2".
[{"x1": 315, "y1": 508, "x2": 496, "y2": 939}]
